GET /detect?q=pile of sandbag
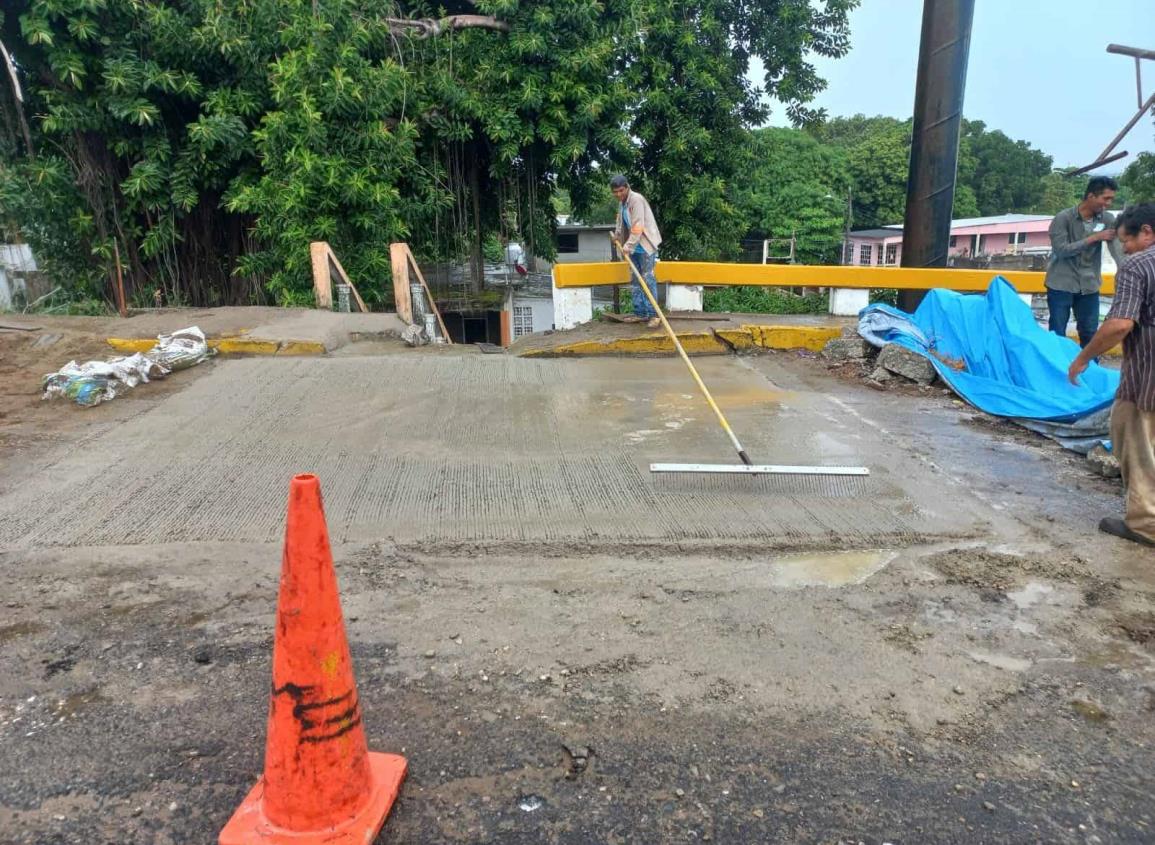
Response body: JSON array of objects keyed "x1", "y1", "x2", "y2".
[{"x1": 42, "y1": 326, "x2": 214, "y2": 407}]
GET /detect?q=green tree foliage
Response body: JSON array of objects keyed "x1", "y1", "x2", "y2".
[
  {"x1": 1120, "y1": 152, "x2": 1155, "y2": 203},
  {"x1": 803, "y1": 115, "x2": 1060, "y2": 230},
  {"x1": 623, "y1": 0, "x2": 855, "y2": 260},
  {"x1": 1036, "y1": 168, "x2": 1086, "y2": 215},
  {"x1": 733, "y1": 127, "x2": 847, "y2": 263},
  {"x1": 1, "y1": 0, "x2": 856, "y2": 306},
  {"x1": 957, "y1": 120, "x2": 1051, "y2": 215},
  {"x1": 221, "y1": 6, "x2": 445, "y2": 305},
  {"x1": 807, "y1": 115, "x2": 910, "y2": 229}
]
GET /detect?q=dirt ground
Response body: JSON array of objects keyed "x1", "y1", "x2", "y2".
[{"x1": 1, "y1": 323, "x2": 1154, "y2": 845}]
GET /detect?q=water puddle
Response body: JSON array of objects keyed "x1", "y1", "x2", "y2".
[
  {"x1": 654, "y1": 387, "x2": 788, "y2": 411},
  {"x1": 624, "y1": 429, "x2": 666, "y2": 444},
  {"x1": 968, "y1": 651, "x2": 1032, "y2": 672},
  {"x1": 1007, "y1": 582, "x2": 1053, "y2": 610},
  {"x1": 766, "y1": 549, "x2": 897, "y2": 588}
]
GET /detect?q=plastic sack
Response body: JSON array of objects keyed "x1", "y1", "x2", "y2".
[
  {"x1": 42, "y1": 325, "x2": 210, "y2": 407},
  {"x1": 42, "y1": 372, "x2": 119, "y2": 407},
  {"x1": 145, "y1": 326, "x2": 213, "y2": 371}
]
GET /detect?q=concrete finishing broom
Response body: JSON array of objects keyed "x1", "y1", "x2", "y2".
[{"x1": 612, "y1": 237, "x2": 869, "y2": 478}]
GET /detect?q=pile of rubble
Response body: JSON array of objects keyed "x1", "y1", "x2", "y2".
[{"x1": 821, "y1": 326, "x2": 938, "y2": 389}]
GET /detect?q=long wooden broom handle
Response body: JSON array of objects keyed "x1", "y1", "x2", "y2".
[{"x1": 613, "y1": 237, "x2": 752, "y2": 466}]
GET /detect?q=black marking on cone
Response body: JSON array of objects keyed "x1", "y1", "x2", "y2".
[
  {"x1": 273, "y1": 684, "x2": 362, "y2": 743},
  {"x1": 299, "y1": 712, "x2": 364, "y2": 744}
]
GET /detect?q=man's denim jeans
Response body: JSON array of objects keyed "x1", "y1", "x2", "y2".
[
  {"x1": 1047, "y1": 288, "x2": 1099, "y2": 347},
  {"x1": 630, "y1": 250, "x2": 658, "y2": 318}
]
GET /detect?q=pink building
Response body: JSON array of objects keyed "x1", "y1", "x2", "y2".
[{"x1": 845, "y1": 214, "x2": 1054, "y2": 266}]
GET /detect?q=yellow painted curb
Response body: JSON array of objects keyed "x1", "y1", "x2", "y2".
[
  {"x1": 214, "y1": 338, "x2": 279, "y2": 355},
  {"x1": 106, "y1": 336, "x2": 328, "y2": 356},
  {"x1": 106, "y1": 338, "x2": 156, "y2": 354},
  {"x1": 276, "y1": 340, "x2": 328, "y2": 356},
  {"x1": 714, "y1": 328, "x2": 759, "y2": 351},
  {"x1": 521, "y1": 330, "x2": 729, "y2": 357},
  {"x1": 745, "y1": 325, "x2": 841, "y2": 352}
]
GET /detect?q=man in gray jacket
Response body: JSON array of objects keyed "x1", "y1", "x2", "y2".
[
  {"x1": 1045, "y1": 175, "x2": 1124, "y2": 347},
  {"x1": 610, "y1": 175, "x2": 664, "y2": 328}
]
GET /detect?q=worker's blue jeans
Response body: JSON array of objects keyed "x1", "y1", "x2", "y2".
[
  {"x1": 630, "y1": 250, "x2": 659, "y2": 319},
  {"x1": 1047, "y1": 288, "x2": 1099, "y2": 347}
]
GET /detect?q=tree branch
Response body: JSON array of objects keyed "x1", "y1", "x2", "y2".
[{"x1": 386, "y1": 15, "x2": 510, "y2": 39}]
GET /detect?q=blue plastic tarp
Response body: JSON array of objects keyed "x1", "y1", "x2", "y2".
[{"x1": 858, "y1": 277, "x2": 1119, "y2": 452}]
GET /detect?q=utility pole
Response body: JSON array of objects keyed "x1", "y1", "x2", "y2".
[{"x1": 899, "y1": 0, "x2": 975, "y2": 311}]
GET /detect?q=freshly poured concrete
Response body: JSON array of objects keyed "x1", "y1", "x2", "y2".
[
  {"x1": 4, "y1": 346, "x2": 1155, "y2": 844},
  {"x1": 0, "y1": 354, "x2": 983, "y2": 550}
]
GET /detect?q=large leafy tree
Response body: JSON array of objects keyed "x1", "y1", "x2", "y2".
[
  {"x1": 957, "y1": 119, "x2": 1051, "y2": 216},
  {"x1": 808, "y1": 114, "x2": 1056, "y2": 231},
  {"x1": 1, "y1": 0, "x2": 856, "y2": 305},
  {"x1": 813, "y1": 115, "x2": 911, "y2": 229},
  {"x1": 733, "y1": 127, "x2": 848, "y2": 263},
  {"x1": 1120, "y1": 151, "x2": 1155, "y2": 204},
  {"x1": 623, "y1": 0, "x2": 855, "y2": 260}
]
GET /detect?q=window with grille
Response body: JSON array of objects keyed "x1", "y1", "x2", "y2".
[
  {"x1": 859, "y1": 244, "x2": 872, "y2": 265},
  {"x1": 885, "y1": 244, "x2": 898, "y2": 265},
  {"x1": 1007, "y1": 232, "x2": 1027, "y2": 245},
  {"x1": 512, "y1": 305, "x2": 534, "y2": 338}
]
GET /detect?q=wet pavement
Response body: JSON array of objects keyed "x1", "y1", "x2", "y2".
[{"x1": 1, "y1": 346, "x2": 1153, "y2": 844}]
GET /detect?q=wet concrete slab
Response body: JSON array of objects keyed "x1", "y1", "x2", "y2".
[
  {"x1": 3, "y1": 348, "x2": 1155, "y2": 844},
  {"x1": 0, "y1": 351, "x2": 986, "y2": 550}
]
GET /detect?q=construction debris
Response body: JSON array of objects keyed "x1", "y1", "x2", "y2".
[
  {"x1": 1087, "y1": 444, "x2": 1122, "y2": 479},
  {"x1": 821, "y1": 336, "x2": 872, "y2": 362},
  {"x1": 143, "y1": 326, "x2": 213, "y2": 370},
  {"x1": 42, "y1": 326, "x2": 212, "y2": 407},
  {"x1": 877, "y1": 343, "x2": 938, "y2": 385}
]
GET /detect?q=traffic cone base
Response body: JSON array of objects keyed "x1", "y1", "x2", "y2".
[{"x1": 219, "y1": 751, "x2": 407, "y2": 844}]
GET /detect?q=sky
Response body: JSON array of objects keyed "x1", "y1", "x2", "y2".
[{"x1": 764, "y1": 0, "x2": 1154, "y2": 172}]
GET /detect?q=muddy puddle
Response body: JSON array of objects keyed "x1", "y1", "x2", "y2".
[
  {"x1": 765, "y1": 549, "x2": 896, "y2": 588},
  {"x1": 654, "y1": 549, "x2": 896, "y2": 594}
]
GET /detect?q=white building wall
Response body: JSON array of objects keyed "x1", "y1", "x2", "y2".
[
  {"x1": 511, "y1": 295, "x2": 555, "y2": 338},
  {"x1": 550, "y1": 228, "x2": 615, "y2": 265}
]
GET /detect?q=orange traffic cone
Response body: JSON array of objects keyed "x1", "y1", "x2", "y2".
[{"x1": 219, "y1": 474, "x2": 407, "y2": 844}]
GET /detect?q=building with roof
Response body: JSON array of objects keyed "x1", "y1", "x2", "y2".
[{"x1": 845, "y1": 214, "x2": 1055, "y2": 266}]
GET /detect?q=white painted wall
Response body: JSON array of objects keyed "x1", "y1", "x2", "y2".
[
  {"x1": 666, "y1": 285, "x2": 703, "y2": 312},
  {"x1": 552, "y1": 274, "x2": 592, "y2": 330},
  {"x1": 829, "y1": 288, "x2": 870, "y2": 317},
  {"x1": 551, "y1": 228, "x2": 615, "y2": 265},
  {"x1": 511, "y1": 294, "x2": 554, "y2": 338}
]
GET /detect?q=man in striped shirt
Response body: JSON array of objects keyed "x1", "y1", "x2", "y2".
[{"x1": 1069, "y1": 203, "x2": 1155, "y2": 547}]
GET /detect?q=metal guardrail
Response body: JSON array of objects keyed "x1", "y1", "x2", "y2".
[{"x1": 551, "y1": 261, "x2": 1116, "y2": 296}]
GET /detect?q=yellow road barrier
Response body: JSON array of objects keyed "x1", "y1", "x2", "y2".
[{"x1": 553, "y1": 261, "x2": 1115, "y2": 296}]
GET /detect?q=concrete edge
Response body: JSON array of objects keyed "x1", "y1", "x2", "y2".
[
  {"x1": 107, "y1": 337, "x2": 328, "y2": 356},
  {"x1": 518, "y1": 324, "x2": 842, "y2": 358}
]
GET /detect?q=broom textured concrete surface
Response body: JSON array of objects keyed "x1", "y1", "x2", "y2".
[{"x1": 1, "y1": 335, "x2": 1154, "y2": 844}]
